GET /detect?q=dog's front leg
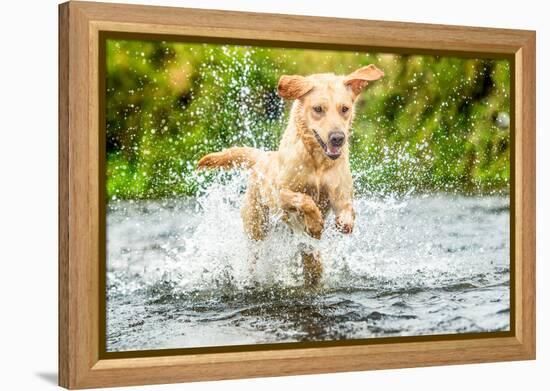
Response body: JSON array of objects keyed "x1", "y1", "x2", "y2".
[
  {"x1": 279, "y1": 189, "x2": 324, "y2": 239},
  {"x1": 330, "y1": 194, "x2": 355, "y2": 234}
]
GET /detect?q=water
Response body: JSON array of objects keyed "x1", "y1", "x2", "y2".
[{"x1": 106, "y1": 174, "x2": 510, "y2": 352}]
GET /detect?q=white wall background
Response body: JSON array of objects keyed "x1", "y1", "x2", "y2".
[{"x1": 0, "y1": 0, "x2": 546, "y2": 389}]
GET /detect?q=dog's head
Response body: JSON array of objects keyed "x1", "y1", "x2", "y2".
[{"x1": 278, "y1": 65, "x2": 384, "y2": 160}]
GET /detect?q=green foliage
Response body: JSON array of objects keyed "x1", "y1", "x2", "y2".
[{"x1": 106, "y1": 39, "x2": 510, "y2": 199}]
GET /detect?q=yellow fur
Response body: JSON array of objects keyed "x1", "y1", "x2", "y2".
[{"x1": 197, "y1": 65, "x2": 384, "y2": 285}]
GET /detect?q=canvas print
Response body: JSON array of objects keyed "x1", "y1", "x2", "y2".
[{"x1": 105, "y1": 38, "x2": 510, "y2": 352}]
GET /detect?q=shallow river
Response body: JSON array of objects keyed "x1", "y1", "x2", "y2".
[{"x1": 106, "y1": 178, "x2": 510, "y2": 352}]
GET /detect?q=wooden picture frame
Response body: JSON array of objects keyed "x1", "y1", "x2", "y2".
[{"x1": 59, "y1": 1, "x2": 536, "y2": 389}]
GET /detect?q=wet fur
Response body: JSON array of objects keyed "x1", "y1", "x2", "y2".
[{"x1": 198, "y1": 65, "x2": 384, "y2": 286}]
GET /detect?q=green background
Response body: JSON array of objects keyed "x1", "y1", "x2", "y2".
[{"x1": 106, "y1": 39, "x2": 510, "y2": 200}]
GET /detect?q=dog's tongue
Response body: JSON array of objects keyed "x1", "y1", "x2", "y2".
[{"x1": 328, "y1": 145, "x2": 340, "y2": 155}]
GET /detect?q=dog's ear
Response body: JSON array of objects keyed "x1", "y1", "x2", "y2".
[
  {"x1": 277, "y1": 75, "x2": 314, "y2": 100},
  {"x1": 344, "y1": 65, "x2": 384, "y2": 96}
]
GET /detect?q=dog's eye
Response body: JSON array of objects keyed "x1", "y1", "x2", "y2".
[
  {"x1": 342, "y1": 106, "x2": 349, "y2": 113},
  {"x1": 313, "y1": 106, "x2": 323, "y2": 113}
]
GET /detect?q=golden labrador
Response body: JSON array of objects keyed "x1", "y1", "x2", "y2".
[{"x1": 198, "y1": 65, "x2": 384, "y2": 286}]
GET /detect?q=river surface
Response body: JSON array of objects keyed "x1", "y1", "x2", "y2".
[{"x1": 106, "y1": 178, "x2": 510, "y2": 352}]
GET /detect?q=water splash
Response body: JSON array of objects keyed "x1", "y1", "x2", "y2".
[
  {"x1": 107, "y1": 171, "x2": 509, "y2": 299},
  {"x1": 106, "y1": 172, "x2": 509, "y2": 351},
  {"x1": 106, "y1": 174, "x2": 509, "y2": 351}
]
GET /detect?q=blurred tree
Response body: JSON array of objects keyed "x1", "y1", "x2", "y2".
[{"x1": 106, "y1": 39, "x2": 510, "y2": 199}]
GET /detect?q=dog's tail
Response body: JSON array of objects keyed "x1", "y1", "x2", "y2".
[{"x1": 197, "y1": 147, "x2": 264, "y2": 170}]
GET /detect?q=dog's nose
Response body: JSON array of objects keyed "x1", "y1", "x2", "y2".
[{"x1": 329, "y1": 131, "x2": 345, "y2": 147}]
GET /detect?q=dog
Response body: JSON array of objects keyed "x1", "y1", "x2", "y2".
[{"x1": 197, "y1": 64, "x2": 384, "y2": 286}]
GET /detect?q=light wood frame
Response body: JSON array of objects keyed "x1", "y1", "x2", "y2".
[{"x1": 59, "y1": 1, "x2": 536, "y2": 389}]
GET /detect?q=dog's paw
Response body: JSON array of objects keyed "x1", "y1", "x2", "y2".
[
  {"x1": 336, "y1": 221, "x2": 353, "y2": 234},
  {"x1": 336, "y1": 209, "x2": 355, "y2": 234},
  {"x1": 305, "y1": 213, "x2": 324, "y2": 239}
]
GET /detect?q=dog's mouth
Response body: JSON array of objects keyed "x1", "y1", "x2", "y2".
[{"x1": 312, "y1": 129, "x2": 342, "y2": 160}]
